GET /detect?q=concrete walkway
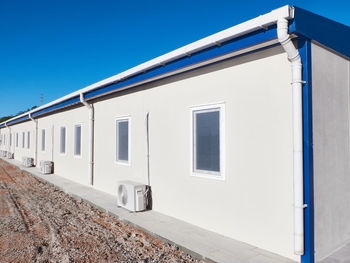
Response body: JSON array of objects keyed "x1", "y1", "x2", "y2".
[
  {"x1": 1, "y1": 157, "x2": 295, "y2": 263},
  {"x1": 319, "y1": 242, "x2": 350, "y2": 263}
]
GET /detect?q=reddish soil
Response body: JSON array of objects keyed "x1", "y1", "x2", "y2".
[{"x1": 0, "y1": 160, "x2": 203, "y2": 263}]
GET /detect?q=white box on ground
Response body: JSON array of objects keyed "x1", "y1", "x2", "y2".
[{"x1": 117, "y1": 180, "x2": 147, "y2": 212}]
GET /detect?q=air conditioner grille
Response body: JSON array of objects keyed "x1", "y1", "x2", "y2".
[{"x1": 118, "y1": 184, "x2": 128, "y2": 206}]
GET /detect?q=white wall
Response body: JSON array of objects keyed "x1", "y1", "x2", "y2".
[
  {"x1": 93, "y1": 46, "x2": 297, "y2": 261},
  {"x1": 312, "y1": 43, "x2": 350, "y2": 261},
  {"x1": 37, "y1": 107, "x2": 90, "y2": 185},
  {"x1": 0, "y1": 121, "x2": 36, "y2": 162},
  {"x1": 0, "y1": 45, "x2": 297, "y2": 261}
]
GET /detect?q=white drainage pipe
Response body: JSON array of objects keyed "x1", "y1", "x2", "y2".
[
  {"x1": 29, "y1": 113, "x2": 38, "y2": 166},
  {"x1": 80, "y1": 93, "x2": 94, "y2": 186},
  {"x1": 4, "y1": 122, "x2": 11, "y2": 154},
  {"x1": 277, "y1": 18, "x2": 306, "y2": 255}
]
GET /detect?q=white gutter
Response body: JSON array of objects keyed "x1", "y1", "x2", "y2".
[
  {"x1": 80, "y1": 93, "x2": 94, "y2": 186},
  {"x1": 29, "y1": 113, "x2": 38, "y2": 166},
  {"x1": 0, "y1": 5, "x2": 292, "y2": 127},
  {"x1": 277, "y1": 17, "x2": 305, "y2": 255}
]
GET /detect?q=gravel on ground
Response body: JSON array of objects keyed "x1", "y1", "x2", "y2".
[{"x1": 0, "y1": 159, "x2": 204, "y2": 263}]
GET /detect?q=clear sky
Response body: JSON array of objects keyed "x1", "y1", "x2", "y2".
[{"x1": 0, "y1": 0, "x2": 349, "y2": 117}]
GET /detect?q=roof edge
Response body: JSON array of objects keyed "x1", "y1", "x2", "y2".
[{"x1": 1, "y1": 5, "x2": 293, "y2": 127}]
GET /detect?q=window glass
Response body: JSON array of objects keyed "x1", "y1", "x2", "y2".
[
  {"x1": 116, "y1": 119, "x2": 129, "y2": 162},
  {"x1": 41, "y1": 129, "x2": 45, "y2": 151},
  {"x1": 60, "y1": 127, "x2": 66, "y2": 154},
  {"x1": 27, "y1": 131, "x2": 30, "y2": 149},
  {"x1": 22, "y1": 132, "x2": 25, "y2": 148},
  {"x1": 74, "y1": 125, "x2": 81, "y2": 156},
  {"x1": 193, "y1": 108, "x2": 221, "y2": 173}
]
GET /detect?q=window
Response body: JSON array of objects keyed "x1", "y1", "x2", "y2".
[
  {"x1": 10, "y1": 133, "x2": 12, "y2": 146},
  {"x1": 41, "y1": 129, "x2": 45, "y2": 151},
  {"x1": 74, "y1": 124, "x2": 81, "y2": 156},
  {"x1": 22, "y1": 132, "x2": 25, "y2": 148},
  {"x1": 27, "y1": 131, "x2": 30, "y2": 149},
  {"x1": 60, "y1": 126, "x2": 66, "y2": 154},
  {"x1": 16, "y1": 133, "x2": 18, "y2": 147},
  {"x1": 191, "y1": 103, "x2": 225, "y2": 179},
  {"x1": 116, "y1": 118, "x2": 130, "y2": 164}
]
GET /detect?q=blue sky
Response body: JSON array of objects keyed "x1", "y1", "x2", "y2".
[{"x1": 0, "y1": 0, "x2": 349, "y2": 117}]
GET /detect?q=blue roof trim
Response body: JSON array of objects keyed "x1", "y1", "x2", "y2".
[
  {"x1": 294, "y1": 7, "x2": 350, "y2": 59},
  {"x1": 299, "y1": 38, "x2": 315, "y2": 263},
  {"x1": 85, "y1": 23, "x2": 295, "y2": 100},
  {"x1": 31, "y1": 96, "x2": 80, "y2": 117},
  {"x1": 2, "y1": 7, "x2": 349, "y2": 128},
  {"x1": 7, "y1": 115, "x2": 29, "y2": 125},
  {"x1": 2, "y1": 20, "x2": 297, "y2": 126}
]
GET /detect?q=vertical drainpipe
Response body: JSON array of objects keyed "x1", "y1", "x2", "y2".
[
  {"x1": 5, "y1": 122, "x2": 10, "y2": 154},
  {"x1": 277, "y1": 18, "x2": 307, "y2": 256},
  {"x1": 145, "y1": 112, "x2": 151, "y2": 186},
  {"x1": 51, "y1": 125, "x2": 54, "y2": 162},
  {"x1": 80, "y1": 93, "x2": 94, "y2": 186},
  {"x1": 29, "y1": 113, "x2": 38, "y2": 166}
]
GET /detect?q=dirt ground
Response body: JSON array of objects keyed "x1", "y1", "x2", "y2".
[{"x1": 0, "y1": 160, "x2": 203, "y2": 263}]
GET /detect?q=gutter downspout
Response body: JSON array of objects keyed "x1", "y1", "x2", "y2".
[
  {"x1": 5, "y1": 122, "x2": 10, "y2": 154},
  {"x1": 80, "y1": 93, "x2": 94, "y2": 186},
  {"x1": 29, "y1": 113, "x2": 38, "y2": 166},
  {"x1": 277, "y1": 18, "x2": 306, "y2": 255},
  {"x1": 145, "y1": 112, "x2": 150, "y2": 186}
]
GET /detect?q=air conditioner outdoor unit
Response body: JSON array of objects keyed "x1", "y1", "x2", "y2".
[
  {"x1": 40, "y1": 160, "x2": 54, "y2": 174},
  {"x1": 22, "y1": 157, "x2": 34, "y2": 167},
  {"x1": 6, "y1": 152, "x2": 14, "y2": 159},
  {"x1": 117, "y1": 181, "x2": 147, "y2": 212}
]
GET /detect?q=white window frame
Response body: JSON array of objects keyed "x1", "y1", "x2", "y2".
[
  {"x1": 190, "y1": 103, "x2": 225, "y2": 180},
  {"x1": 73, "y1": 123, "x2": 82, "y2": 158},
  {"x1": 41, "y1": 129, "x2": 46, "y2": 152},
  {"x1": 59, "y1": 126, "x2": 67, "y2": 155},
  {"x1": 115, "y1": 116, "x2": 131, "y2": 165}
]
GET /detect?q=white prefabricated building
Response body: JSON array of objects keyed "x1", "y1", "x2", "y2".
[{"x1": 1, "y1": 5, "x2": 350, "y2": 263}]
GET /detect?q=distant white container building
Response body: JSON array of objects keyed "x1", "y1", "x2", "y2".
[{"x1": 1, "y1": 5, "x2": 350, "y2": 263}]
